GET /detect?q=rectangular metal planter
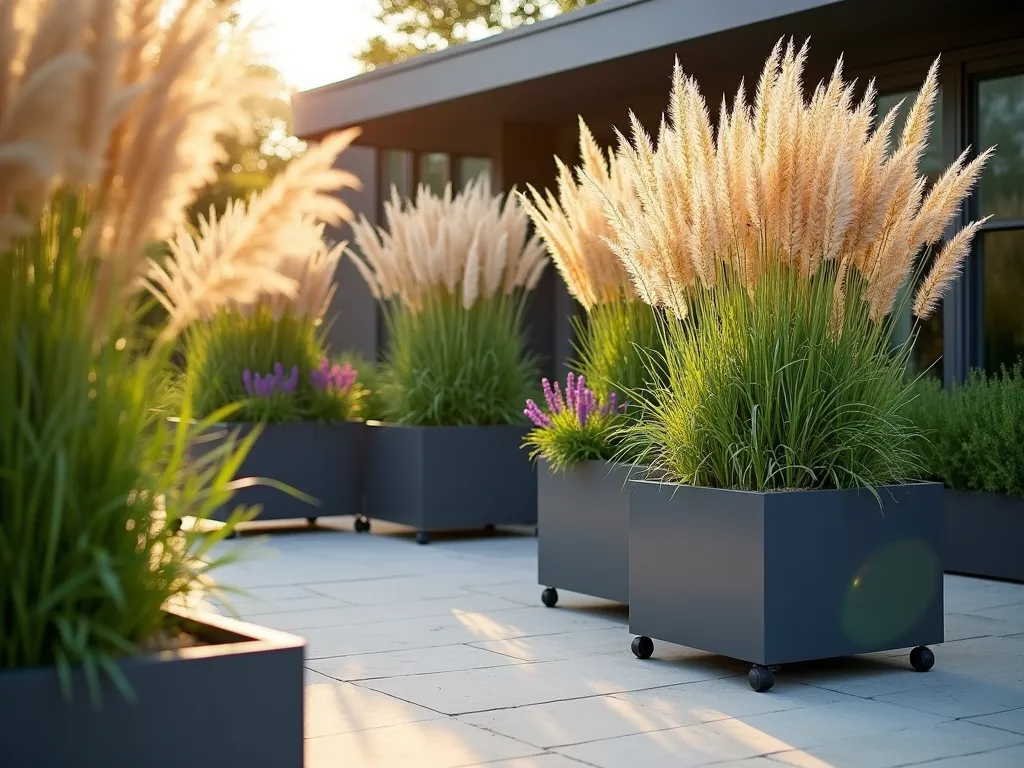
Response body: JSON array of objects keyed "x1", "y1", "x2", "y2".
[
  {"x1": 0, "y1": 607, "x2": 305, "y2": 768},
  {"x1": 192, "y1": 420, "x2": 365, "y2": 522},
  {"x1": 538, "y1": 460, "x2": 637, "y2": 604},
  {"x1": 944, "y1": 490, "x2": 1024, "y2": 583},
  {"x1": 365, "y1": 422, "x2": 536, "y2": 538},
  {"x1": 628, "y1": 481, "x2": 945, "y2": 667}
]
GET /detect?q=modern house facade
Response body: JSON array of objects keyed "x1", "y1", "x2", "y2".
[{"x1": 294, "y1": 0, "x2": 1024, "y2": 388}]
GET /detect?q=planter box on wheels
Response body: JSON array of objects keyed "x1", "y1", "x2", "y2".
[
  {"x1": 364, "y1": 422, "x2": 536, "y2": 543},
  {"x1": 191, "y1": 420, "x2": 366, "y2": 531},
  {"x1": 627, "y1": 481, "x2": 945, "y2": 692},
  {"x1": 538, "y1": 460, "x2": 638, "y2": 607},
  {"x1": 944, "y1": 490, "x2": 1024, "y2": 583},
  {"x1": 0, "y1": 607, "x2": 305, "y2": 768}
]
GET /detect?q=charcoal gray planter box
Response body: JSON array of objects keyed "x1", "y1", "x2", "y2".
[
  {"x1": 538, "y1": 459, "x2": 639, "y2": 605},
  {"x1": 944, "y1": 490, "x2": 1024, "y2": 583},
  {"x1": 191, "y1": 420, "x2": 365, "y2": 524},
  {"x1": 628, "y1": 481, "x2": 945, "y2": 689},
  {"x1": 0, "y1": 606, "x2": 304, "y2": 768},
  {"x1": 365, "y1": 422, "x2": 536, "y2": 542}
]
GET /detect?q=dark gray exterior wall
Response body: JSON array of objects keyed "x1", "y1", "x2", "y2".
[{"x1": 323, "y1": 145, "x2": 378, "y2": 359}]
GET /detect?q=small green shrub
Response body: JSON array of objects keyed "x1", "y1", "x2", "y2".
[
  {"x1": 183, "y1": 309, "x2": 364, "y2": 423},
  {"x1": 619, "y1": 266, "x2": 923, "y2": 492},
  {"x1": 523, "y1": 373, "x2": 624, "y2": 471},
  {"x1": 380, "y1": 290, "x2": 537, "y2": 426},
  {"x1": 905, "y1": 365, "x2": 1024, "y2": 496}
]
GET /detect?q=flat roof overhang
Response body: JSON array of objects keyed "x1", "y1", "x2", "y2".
[{"x1": 294, "y1": 0, "x2": 1024, "y2": 153}]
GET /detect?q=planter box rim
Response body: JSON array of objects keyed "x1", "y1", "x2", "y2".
[
  {"x1": 0, "y1": 606, "x2": 305, "y2": 680},
  {"x1": 167, "y1": 416, "x2": 359, "y2": 428},
  {"x1": 628, "y1": 479, "x2": 942, "y2": 496},
  {"x1": 365, "y1": 420, "x2": 528, "y2": 430}
]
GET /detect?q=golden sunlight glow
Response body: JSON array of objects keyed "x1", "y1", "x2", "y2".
[{"x1": 237, "y1": 0, "x2": 385, "y2": 90}]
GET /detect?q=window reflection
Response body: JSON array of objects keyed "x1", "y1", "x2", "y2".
[
  {"x1": 382, "y1": 150, "x2": 413, "y2": 201},
  {"x1": 978, "y1": 74, "x2": 1024, "y2": 222},
  {"x1": 419, "y1": 153, "x2": 449, "y2": 195},
  {"x1": 984, "y1": 231, "x2": 1024, "y2": 373},
  {"x1": 458, "y1": 157, "x2": 492, "y2": 191},
  {"x1": 876, "y1": 89, "x2": 945, "y2": 380}
]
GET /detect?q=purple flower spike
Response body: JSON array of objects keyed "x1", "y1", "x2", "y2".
[
  {"x1": 524, "y1": 399, "x2": 552, "y2": 428},
  {"x1": 242, "y1": 369, "x2": 254, "y2": 396},
  {"x1": 552, "y1": 381, "x2": 564, "y2": 413},
  {"x1": 565, "y1": 372, "x2": 576, "y2": 413},
  {"x1": 541, "y1": 378, "x2": 559, "y2": 414},
  {"x1": 603, "y1": 392, "x2": 618, "y2": 417}
]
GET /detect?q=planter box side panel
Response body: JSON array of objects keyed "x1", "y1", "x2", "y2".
[
  {"x1": 944, "y1": 491, "x2": 1024, "y2": 583},
  {"x1": 419, "y1": 426, "x2": 537, "y2": 530},
  {"x1": 628, "y1": 483, "x2": 767, "y2": 664},
  {"x1": 365, "y1": 424, "x2": 426, "y2": 528},
  {"x1": 538, "y1": 461, "x2": 632, "y2": 603},
  {"x1": 763, "y1": 484, "x2": 944, "y2": 665},
  {"x1": 0, "y1": 642, "x2": 304, "y2": 768},
  {"x1": 198, "y1": 421, "x2": 365, "y2": 522}
]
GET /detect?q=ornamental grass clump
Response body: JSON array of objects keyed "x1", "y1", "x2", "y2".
[
  {"x1": 520, "y1": 118, "x2": 662, "y2": 400},
  {"x1": 349, "y1": 177, "x2": 548, "y2": 425},
  {"x1": 610, "y1": 39, "x2": 994, "y2": 492},
  {"x1": 0, "y1": 0, "x2": 358, "y2": 701},
  {"x1": 174, "y1": 130, "x2": 366, "y2": 424},
  {"x1": 523, "y1": 373, "x2": 624, "y2": 472}
]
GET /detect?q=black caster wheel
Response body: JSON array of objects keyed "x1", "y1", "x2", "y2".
[
  {"x1": 416, "y1": 531, "x2": 430, "y2": 545},
  {"x1": 748, "y1": 665, "x2": 775, "y2": 692},
  {"x1": 306, "y1": 516, "x2": 318, "y2": 526},
  {"x1": 541, "y1": 587, "x2": 558, "y2": 607},
  {"x1": 353, "y1": 517, "x2": 370, "y2": 533},
  {"x1": 910, "y1": 646, "x2": 935, "y2": 673},
  {"x1": 631, "y1": 636, "x2": 654, "y2": 660}
]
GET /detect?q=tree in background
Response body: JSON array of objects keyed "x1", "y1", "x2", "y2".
[
  {"x1": 358, "y1": 0, "x2": 602, "y2": 70},
  {"x1": 186, "y1": 62, "x2": 305, "y2": 225}
]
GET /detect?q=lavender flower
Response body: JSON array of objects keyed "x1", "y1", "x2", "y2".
[
  {"x1": 310, "y1": 358, "x2": 358, "y2": 394},
  {"x1": 525, "y1": 373, "x2": 621, "y2": 430},
  {"x1": 242, "y1": 363, "x2": 300, "y2": 398}
]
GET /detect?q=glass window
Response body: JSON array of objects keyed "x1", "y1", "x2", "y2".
[
  {"x1": 977, "y1": 73, "x2": 1024, "y2": 221},
  {"x1": 458, "y1": 157, "x2": 492, "y2": 191},
  {"x1": 381, "y1": 149, "x2": 413, "y2": 201},
  {"x1": 418, "y1": 152, "x2": 449, "y2": 195},
  {"x1": 983, "y1": 230, "x2": 1024, "y2": 373},
  {"x1": 877, "y1": 88, "x2": 945, "y2": 378}
]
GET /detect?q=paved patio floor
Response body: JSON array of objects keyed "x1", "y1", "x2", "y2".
[{"x1": 209, "y1": 519, "x2": 1024, "y2": 768}]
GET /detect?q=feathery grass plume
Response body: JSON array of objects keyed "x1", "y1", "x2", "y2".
[
  {"x1": 348, "y1": 176, "x2": 545, "y2": 426},
  {"x1": 519, "y1": 116, "x2": 635, "y2": 309},
  {"x1": 348, "y1": 175, "x2": 548, "y2": 311},
  {"x1": 607, "y1": 39, "x2": 995, "y2": 324},
  {"x1": 144, "y1": 128, "x2": 362, "y2": 341}
]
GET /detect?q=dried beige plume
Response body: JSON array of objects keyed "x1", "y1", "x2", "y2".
[
  {"x1": 519, "y1": 116, "x2": 635, "y2": 310},
  {"x1": 145, "y1": 129, "x2": 363, "y2": 341},
  {"x1": 349, "y1": 175, "x2": 548, "y2": 311},
  {"x1": 607, "y1": 38, "x2": 995, "y2": 322},
  {"x1": 1, "y1": 0, "x2": 291, "y2": 334}
]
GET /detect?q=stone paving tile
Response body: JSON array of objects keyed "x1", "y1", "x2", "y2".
[
  {"x1": 308, "y1": 643, "x2": 525, "y2": 682},
  {"x1": 304, "y1": 680, "x2": 443, "y2": 738},
  {"x1": 968, "y1": 705, "x2": 1024, "y2": 735},
  {"x1": 253, "y1": 594, "x2": 526, "y2": 632},
  {"x1": 300, "y1": 606, "x2": 623, "y2": 660},
  {"x1": 305, "y1": 719, "x2": 540, "y2": 768},
  {"x1": 768, "y1": 720, "x2": 1024, "y2": 768},
  {"x1": 206, "y1": 531, "x2": 1024, "y2": 768},
  {"x1": 361, "y1": 652, "x2": 739, "y2": 715},
  {"x1": 874, "y1": 672, "x2": 1024, "y2": 719}
]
